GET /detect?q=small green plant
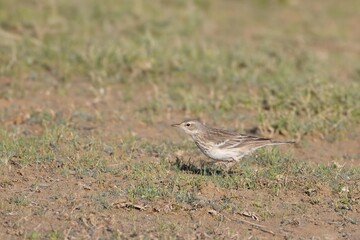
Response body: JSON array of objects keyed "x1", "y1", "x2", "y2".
[
  {"x1": 9, "y1": 194, "x2": 28, "y2": 206},
  {"x1": 28, "y1": 231, "x2": 41, "y2": 240},
  {"x1": 48, "y1": 230, "x2": 63, "y2": 240}
]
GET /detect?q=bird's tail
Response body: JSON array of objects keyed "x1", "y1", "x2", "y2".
[{"x1": 270, "y1": 140, "x2": 296, "y2": 145}]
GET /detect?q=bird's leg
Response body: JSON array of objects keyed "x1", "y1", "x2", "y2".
[
  {"x1": 213, "y1": 161, "x2": 227, "y2": 168},
  {"x1": 213, "y1": 160, "x2": 237, "y2": 173},
  {"x1": 211, "y1": 161, "x2": 226, "y2": 174},
  {"x1": 223, "y1": 161, "x2": 237, "y2": 173},
  {"x1": 187, "y1": 156, "x2": 192, "y2": 163}
]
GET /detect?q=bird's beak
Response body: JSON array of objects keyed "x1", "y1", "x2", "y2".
[{"x1": 171, "y1": 123, "x2": 180, "y2": 127}]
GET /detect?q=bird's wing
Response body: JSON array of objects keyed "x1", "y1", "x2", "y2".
[
  {"x1": 216, "y1": 134, "x2": 272, "y2": 149},
  {"x1": 204, "y1": 128, "x2": 273, "y2": 149}
]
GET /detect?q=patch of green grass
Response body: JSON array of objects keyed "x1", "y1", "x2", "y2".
[
  {"x1": 47, "y1": 230, "x2": 63, "y2": 240},
  {"x1": 155, "y1": 221, "x2": 179, "y2": 234},
  {"x1": 127, "y1": 180, "x2": 168, "y2": 201},
  {"x1": 0, "y1": 120, "x2": 114, "y2": 178},
  {"x1": 91, "y1": 191, "x2": 112, "y2": 210},
  {"x1": 9, "y1": 194, "x2": 28, "y2": 206},
  {"x1": 0, "y1": 130, "x2": 53, "y2": 165},
  {"x1": 1, "y1": 0, "x2": 359, "y2": 138},
  {"x1": 28, "y1": 231, "x2": 41, "y2": 240}
]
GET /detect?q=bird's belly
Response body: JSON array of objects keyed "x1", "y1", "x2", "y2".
[{"x1": 204, "y1": 147, "x2": 237, "y2": 161}]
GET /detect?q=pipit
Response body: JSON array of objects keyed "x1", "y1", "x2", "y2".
[{"x1": 172, "y1": 119, "x2": 295, "y2": 162}]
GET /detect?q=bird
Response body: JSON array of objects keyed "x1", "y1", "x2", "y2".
[{"x1": 171, "y1": 119, "x2": 295, "y2": 162}]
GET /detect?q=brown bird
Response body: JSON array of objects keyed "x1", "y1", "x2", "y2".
[{"x1": 172, "y1": 119, "x2": 295, "y2": 162}]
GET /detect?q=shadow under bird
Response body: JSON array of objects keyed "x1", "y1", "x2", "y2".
[{"x1": 172, "y1": 119, "x2": 295, "y2": 162}]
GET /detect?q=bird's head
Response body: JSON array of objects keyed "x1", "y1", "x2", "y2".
[{"x1": 171, "y1": 119, "x2": 206, "y2": 136}]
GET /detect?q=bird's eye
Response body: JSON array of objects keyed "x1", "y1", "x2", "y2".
[{"x1": 185, "y1": 123, "x2": 191, "y2": 127}]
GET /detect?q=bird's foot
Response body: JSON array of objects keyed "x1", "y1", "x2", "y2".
[{"x1": 213, "y1": 161, "x2": 239, "y2": 174}]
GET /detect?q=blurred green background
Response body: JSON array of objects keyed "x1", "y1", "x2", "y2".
[{"x1": 0, "y1": 0, "x2": 359, "y2": 138}]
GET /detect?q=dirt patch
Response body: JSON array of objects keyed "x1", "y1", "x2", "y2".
[
  {"x1": 1, "y1": 162, "x2": 359, "y2": 239},
  {"x1": 294, "y1": 131, "x2": 360, "y2": 166}
]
